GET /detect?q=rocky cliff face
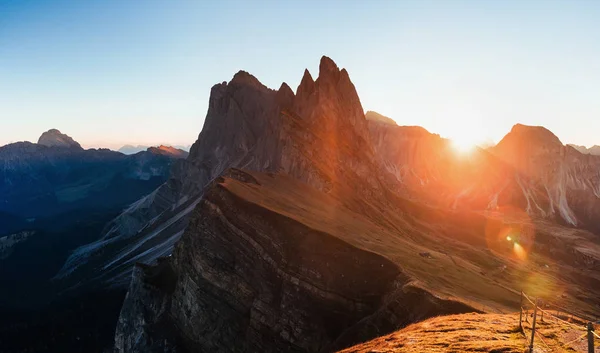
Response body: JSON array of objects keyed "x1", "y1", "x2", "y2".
[
  {"x1": 60, "y1": 56, "x2": 394, "y2": 289},
  {"x1": 491, "y1": 124, "x2": 600, "y2": 229},
  {"x1": 114, "y1": 170, "x2": 476, "y2": 353},
  {"x1": 366, "y1": 116, "x2": 600, "y2": 232}
]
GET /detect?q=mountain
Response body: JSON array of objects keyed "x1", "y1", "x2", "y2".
[
  {"x1": 0, "y1": 131, "x2": 191, "y2": 352},
  {"x1": 106, "y1": 57, "x2": 600, "y2": 353},
  {"x1": 0, "y1": 136, "x2": 183, "y2": 222},
  {"x1": 367, "y1": 118, "x2": 600, "y2": 233},
  {"x1": 118, "y1": 145, "x2": 149, "y2": 154},
  {"x1": 173, "y1": 144, "x2": 192, "y2": 152},
  {"x1": 119, "y1": 144, "x2": 192, "y2": 155},
  {"x1": 146, "y1": 145, "x2": 189, "y2": 159},
  {"x1": 56, "y1": 58, "x2": 394, "y2": 289},
  {"x1": 567, "y1": 143, "x2": 600, "y2": 155},
  {"x1": 37, "y1": 129, "x2": 82, "y2": 149}
]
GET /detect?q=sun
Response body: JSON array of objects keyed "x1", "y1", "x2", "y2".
[
  {"x1": 443, "y1": 117, "x2": 490, "y2": 154},
  {"x1": 451, "y1": 136, "x2": 479, "y2": 154}
]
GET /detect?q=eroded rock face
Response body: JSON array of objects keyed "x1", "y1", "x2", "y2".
[
  {"x1": 366, "y1": 118, "x2": 600, "y2": 232},
  {"x1": 111, "y1": 57, "x2": 600, "y2": 353},
  {"x1": 61, "y1": 56, "x2": 393, "y2": 288},
  {"x1": 112, "y1": 57, "x2": 476, "y2": 352},
  {"x1": 114, "y1": 171, "x2": 473, "y2": 353}
]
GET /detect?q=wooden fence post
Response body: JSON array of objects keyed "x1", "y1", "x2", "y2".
[
  {"x1": 519, "y1": 291, "x2": 523, "y2": 329},
  {"x1": 588, "y1": 322, "x2": 594, "y2": 353},
  {"x1": 529, "y1": 299, "x2": 539, "y2": 353}
]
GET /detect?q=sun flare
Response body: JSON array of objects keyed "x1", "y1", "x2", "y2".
[{"x1": 451, "y1": 137, "x2": 478, "y2": 154}]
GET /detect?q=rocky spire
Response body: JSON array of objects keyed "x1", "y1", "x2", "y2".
[
  {"x1": 276, "y1": 82, "x2": 295, "y2": 110},
  {"x1": 37, "y1": 129, "x2": 82, "y2": 149},
  {"x1": 296, "y1": 69, "x2": 315, "y2": 97},
  {"x1": 317, "y1": 55, "x2": 341, "y2": 82}
]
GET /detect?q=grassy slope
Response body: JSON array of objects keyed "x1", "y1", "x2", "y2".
[
  {"x1": 339, "y1": 312, "x2": 597, "y2": 353},
  {"x1": 221, "y1": 171, "x2": 600, "y2": 319}
]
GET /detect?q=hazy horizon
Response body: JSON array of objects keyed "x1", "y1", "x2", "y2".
[{"x1": 2, "y1": 0, "x2": 600, "y2": 148}]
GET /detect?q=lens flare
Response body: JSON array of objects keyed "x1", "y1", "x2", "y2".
[
  {"x1": 513, "y1": 242, "x2": 527, "y2": 260},
  {"x1": 484, "y1": 205, "x2": 534, "y2": 262}
]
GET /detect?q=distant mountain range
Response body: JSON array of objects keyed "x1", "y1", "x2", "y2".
[
  {"x1": 567, "y1": 143, "x2": 600, "y2": 155},
  {"x1": 0, "y1": 129, "x2": 188, "y2": 349},
  {"x1": 118, "y1": 144, "x2": 191, "y2": 155},
  {"x1": 0, "y1": 130, "x2": 187, "y2": 225}
]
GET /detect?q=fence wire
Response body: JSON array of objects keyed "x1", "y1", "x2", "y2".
[
  {"x1": 522, "y1": 292, "x2": 587, "y2": 331},
  {"x1": 561, "y1": 332, "x2": 587, "y2": 347},
  {"x1": 519, "y1": 290, "x2": 598, "y2": 352}
]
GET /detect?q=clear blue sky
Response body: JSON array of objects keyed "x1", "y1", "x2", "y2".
[{"x1": 1, "y1": 0, "x2": 599, "y2": 149}]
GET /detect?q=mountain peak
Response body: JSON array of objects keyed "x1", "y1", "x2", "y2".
[
  {"x1": 276, "y1": 82, "x2": 295, "y2": 109},
  {"x1": 503, "y1": 123, "x2": 563, "y2": 148},
  {"x1": 296, "y1": 69, "x2": 315, "y2": 96},
  {"x1": 319, "y1": 55, "x2": 340, "y2": 78},
  {"x1": 37, "y1": 129, "x2": 82, "y2": 149},
  {"x1": 230, "y1": 70, "x2": 267, "y2": 90}
]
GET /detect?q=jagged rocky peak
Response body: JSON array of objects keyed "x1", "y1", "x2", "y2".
[
  {"x1": 229, "y1": 70, "x2": 269, "y2": 90},
  {"x1": 318, "y1": 55, "x2": 340, "y2": 79},
  {"x1": 297, "y1": 68, "x2": 315, "y2": 95},
  {"x1": 276, "y1": 82, "x2": 295, "y2": 109},
  {"x1": 37, "y1": 129, "x2": 82, "y2": 149},
  {"x1": 293, "y1": 56, "x2": 368, "y2": 136},
  {"x1": 365, "y1": 111, "x2": 397, "y2": 126}
]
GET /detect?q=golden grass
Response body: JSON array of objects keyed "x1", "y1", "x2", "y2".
[{"x1": 339, "y1": 312, "x2": 595, "y2": 353}]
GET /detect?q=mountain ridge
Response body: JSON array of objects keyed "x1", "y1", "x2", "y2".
[{"x1": 108, "y1": 56, "x2": 600, "y2": 353}]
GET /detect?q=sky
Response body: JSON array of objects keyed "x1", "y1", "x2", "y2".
[{"x1": 1, "y1": 0, "x2": 600, "y2": 149}]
